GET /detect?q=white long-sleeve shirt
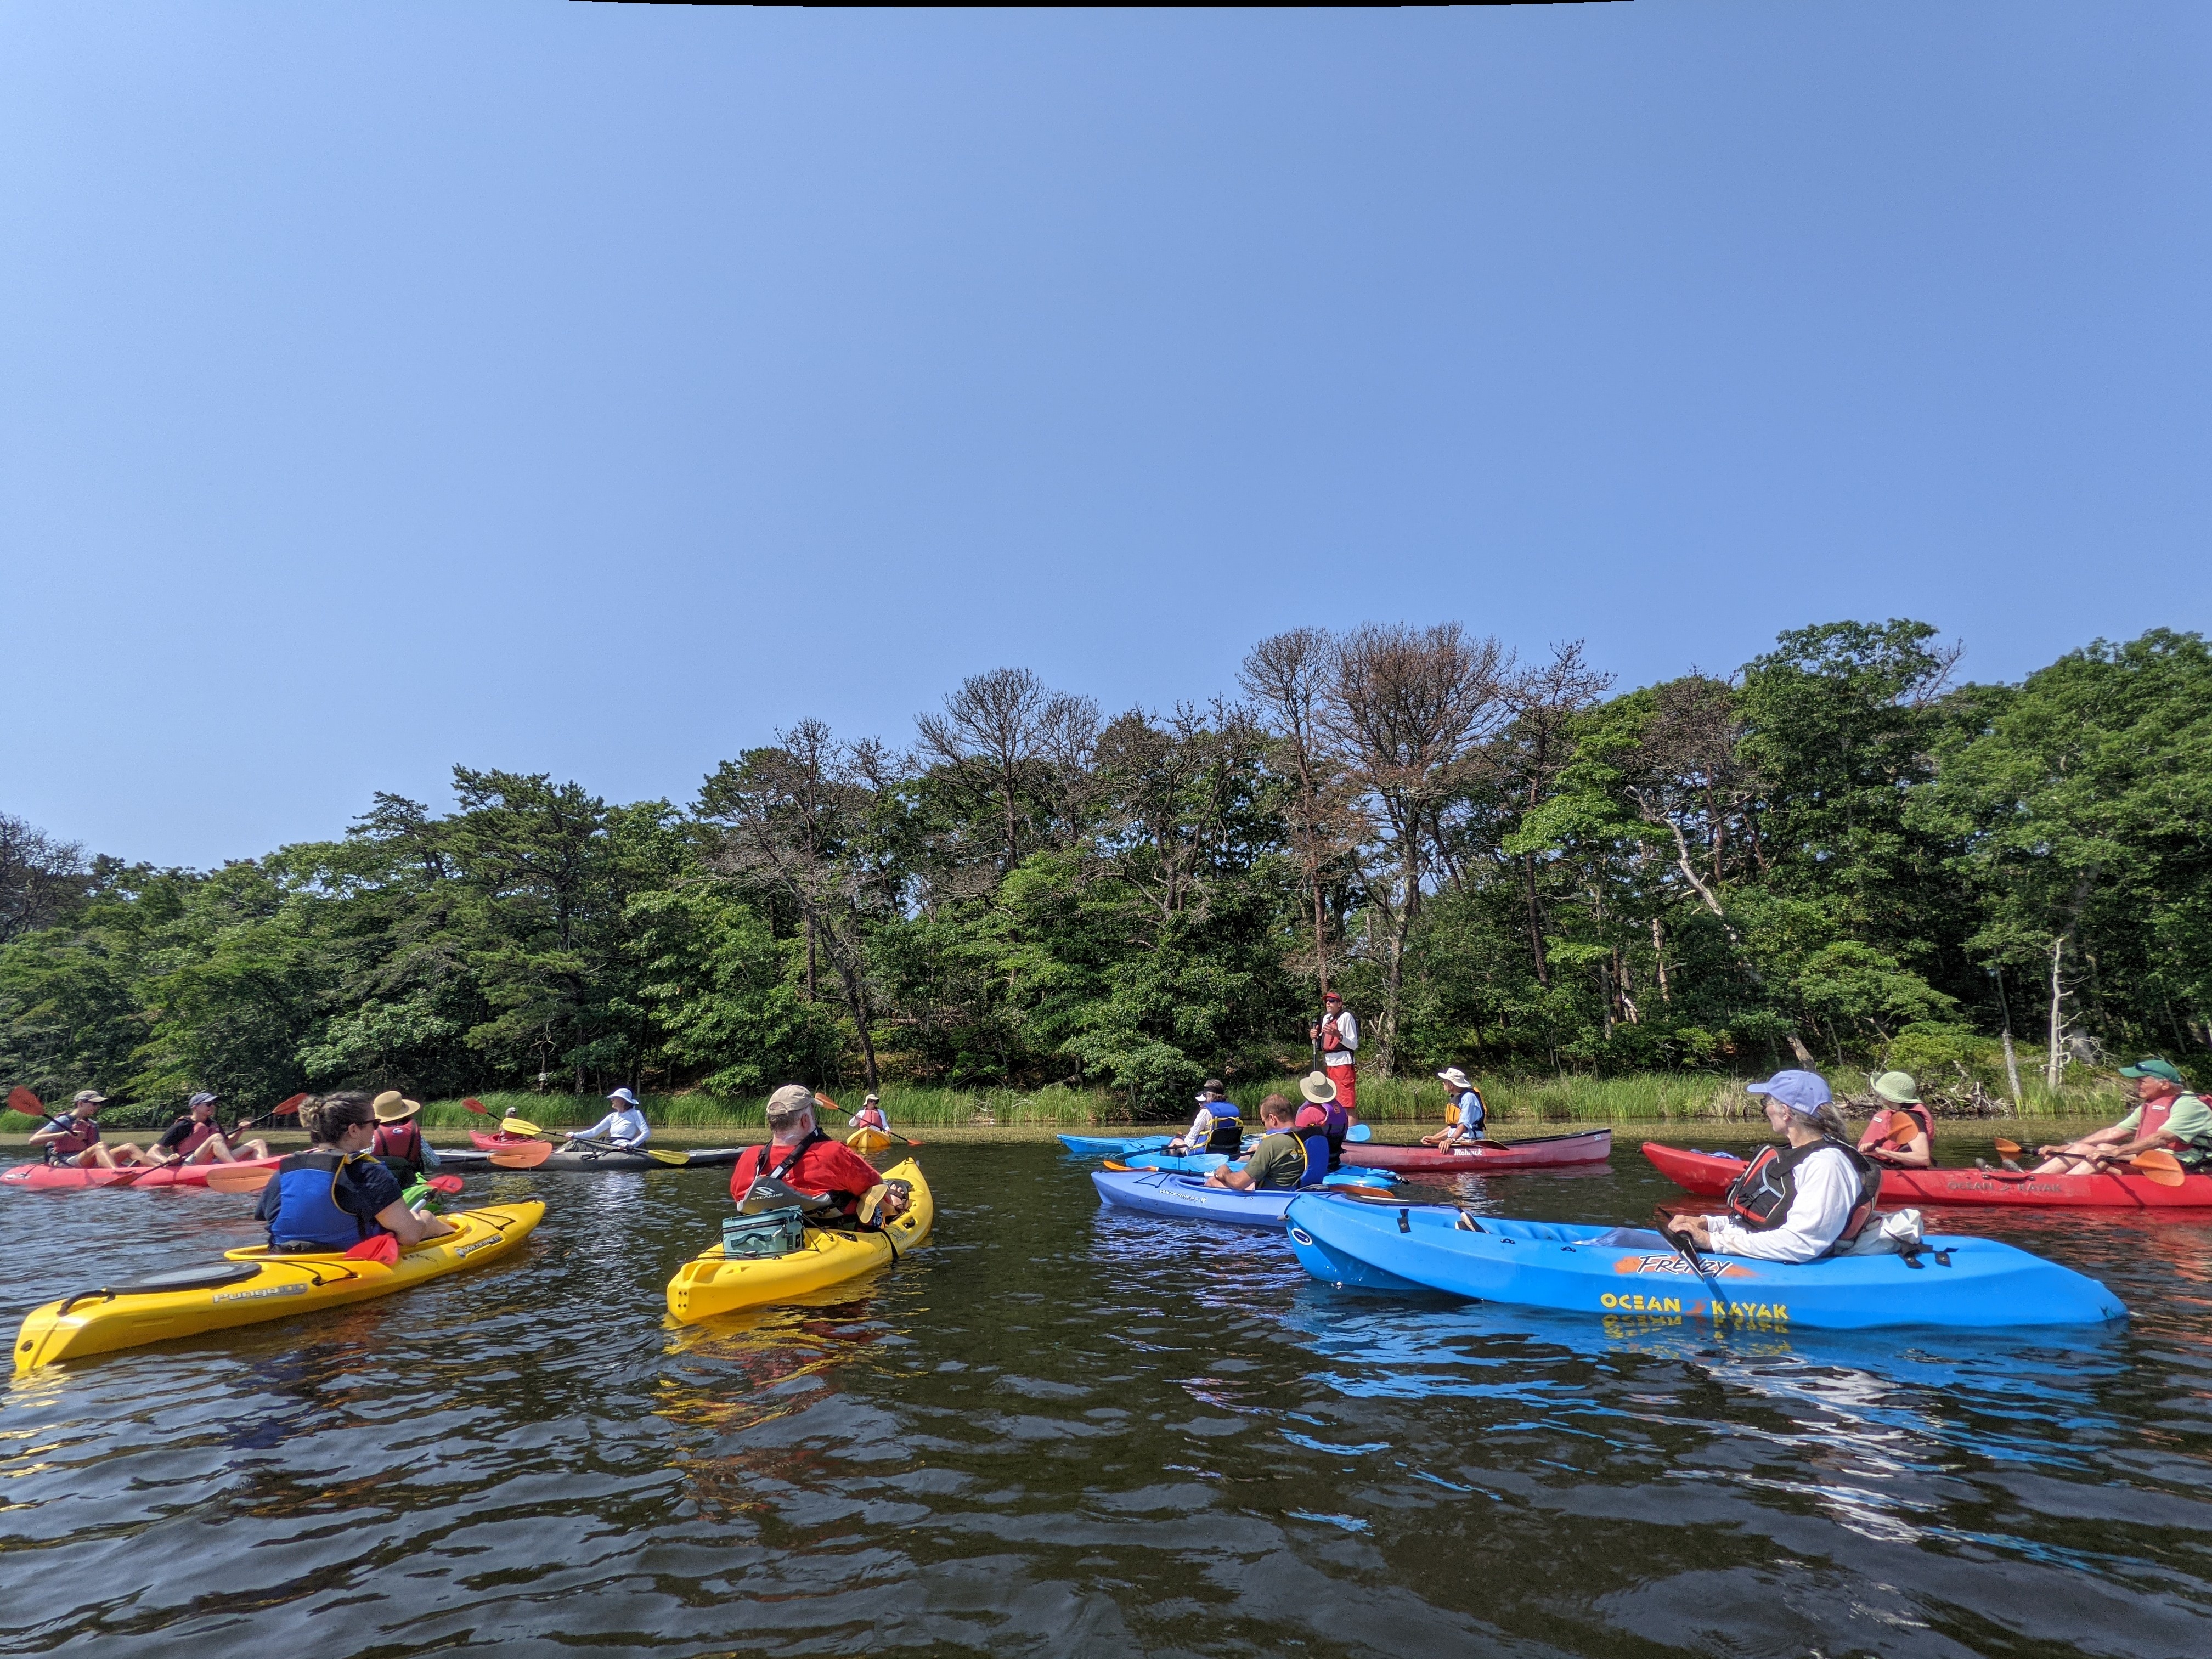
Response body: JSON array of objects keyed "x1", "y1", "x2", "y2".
[
  {"x1": 1706, "y1": 1142, "x2": 1859, "y2": 1262},
  {"x1": 572, "y1": 1107, "x2": 650, "y2": 1148}
]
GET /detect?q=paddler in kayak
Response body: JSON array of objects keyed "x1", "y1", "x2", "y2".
[
  {"x1": 851, "y1": 1092, "x2": 890, "y2": 1136},
  {"x1": 564, "y1": 1087, "x2": 651, "y2": 1153},
  {"x1": 29, "y1": 1091, "x2": 149, "y2": 1169},
  {"x1": 1165, "y1": 1080, "x2": 1243, "y2": 1155},
  {"x1": 258, "y1": 1093, "x2": 455, "y2": 1252},
  {"x1": 728, "y1": 1085, "x2": 912, "y2": 1226},
  {"x1": 1420, "y1": 1066, "x2": 1487, "y2": 1149},
  {"x1": 1206, "y1": 1095, "x2": 1330, "y2": 1190},
  {"x1": 368, "y1": 1091, "x2": 441, "y2": 1182},
  {"x1": 1855, "y1": 1071, "x2": 1934, "y2": 1169},
  {"x1": 1310, "y1": 991, "x2": 1361, "y2": 1120},
  {"x1": 148, "y1": 1092, "x2": 271, "y2": 1167},
  {"x1": 1657, "y1": 1069, "x2": 1880, "y2": 1262},
  {"x1": 2029, "y1": 1057, "x2": 2212, "y2": 1175}
]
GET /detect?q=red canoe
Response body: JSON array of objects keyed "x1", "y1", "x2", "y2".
[
  {"x1": 2, "y1": 1155, "x2": 282, "y2": 1192},
  {"x1": 1343, "y1": 1128, "x2": 1613, "y2": 1173},
  {"x1": 1641, "y1": 1140, "x2": 2212, "y2": 1210}
]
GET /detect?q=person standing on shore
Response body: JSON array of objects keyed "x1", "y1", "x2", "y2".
[{"x1": 1310, "y1": 992, "x2": 1359, "y2": 1119}]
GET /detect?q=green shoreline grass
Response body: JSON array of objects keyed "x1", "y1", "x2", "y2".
[{"x1": 417, "y1": 1070, "x2": 2126, "y2": 1132}]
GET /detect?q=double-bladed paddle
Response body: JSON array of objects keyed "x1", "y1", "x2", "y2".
[
  {"x1": 815, "y1": 1091, "x2": 924, "y2": 1148},
  {"x1": 566, "y1": 1135, "x2": 690, "y2": 1166},
  {"x1": 1994, "y1": 1137, "x2": 2185, "y2": 1187},
  {"x1": 461, "y1": 1097, "x2": 544, "y2": 1138}
]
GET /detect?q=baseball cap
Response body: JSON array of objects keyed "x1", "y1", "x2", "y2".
[
  {"x1": 2119, "y1": 1058, "x2": 2186, "y2": 1085},
  {"x1": 1744, "y1": 1069, "x2": 1832, "y2": 1114}
]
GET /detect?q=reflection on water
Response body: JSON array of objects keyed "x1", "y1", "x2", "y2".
[{"x1": 2, "y1": 1141, "x2": 2208, "y2": 1656}]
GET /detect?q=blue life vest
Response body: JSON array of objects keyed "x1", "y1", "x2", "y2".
[
  {"x1": 1293, "y1": 1126, "x2": 1331, "y2": 1187},
  {"x1": 260, "y1": 1152, "x2": 380, "y2": 1250},
  {"x1": 1200, "y1": 1102, "x2": 1242, "y2": 1153}
]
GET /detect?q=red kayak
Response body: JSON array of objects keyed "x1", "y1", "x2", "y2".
[
  {"x1": 1642, "y1": 1141, "x2": 2212, "y2": 1210},
  {"x1": 1343, "y1": 1128, "x2": 1612, "y2": 1173},
  {"x1": 2, "y1": 1155, "x2": 282, "y2": 1192}
]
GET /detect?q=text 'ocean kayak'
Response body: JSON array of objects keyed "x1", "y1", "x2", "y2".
[
  {"x1": 3, "y1": 1156, "x2": 283, "y2": 1192},
  {"x1": 1283, "y1": 1194, "x2": 2127, "y2": 1330},
  {"x1": 1343, "y1": 1128, "x2": 1612, "y2": 1173},
  {"x1": 1092, "y1": 1167, "x2": 1393, "y2": 1230},
  {"x1": 13, "y1": 1202, "x2": 545, "y2": 1372},
  {"x1": 665, "y1": 1157, "x2": 933, "y2": 1323},
  {"x1": 1641, "y1": 1141, "x2": 2212, "y2": 1210}
]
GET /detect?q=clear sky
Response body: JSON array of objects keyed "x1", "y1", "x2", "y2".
[{"x1": 4, "y1": 2, "x2": 2207, "y2": 869}]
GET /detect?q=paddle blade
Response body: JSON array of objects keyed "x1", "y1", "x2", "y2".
[
  {"x1": 462, "y1": 1096, "x2": 489, "y2": 1116},
  {"x1": 345, "y1": 1234, "x2": 400, "y2": 1266},
  {"x1": 488, "y1": 1141, "x2": 554, "y2": 1169},
  {"x1": 498, "y1": 1117, "x2": 542, "y2": 1138},
  {"x1": 1993, "y1": 1138, "x2": 2023, "y2": 1156},
  {"x1": 1881, "y1": 1112, "x2": 1919, "y2": 1146},
  {"x1": 1102, "y1": 1159, "x2": 1132, "y2": 1172},
  {"x1": 206, "y1": 1165, "x2": 276, "y2": 1193},
  {"x1": 1346, "y1": 1122, "x2": 1372, "y2": 1142},
  {"x1": 9, "y1": 1085, "x2": 48, "y2": 1117},
  {"x1": 272, "y1": 1093, "x2": 308, "y2": 1118},
  {"x1": 812, "y1": 1091, "x2": 842, "y2": 1115},
  {"x1": 425, "y1": 1174, "x2": 465, "y2": 1195},
  {"x1": 2131, "y1": 1149, "x2": 2187, "y2": 1187},
  {"x1": 643, "y1": 1146, "x2": 690, "y2": 1166}
]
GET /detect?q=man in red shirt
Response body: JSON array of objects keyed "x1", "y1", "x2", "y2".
[{"x1": 730, "y1": 1085, "x2": 911, "y2": 1224}]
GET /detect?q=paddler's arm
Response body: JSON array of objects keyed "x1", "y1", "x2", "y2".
[{"x1": 375, "y1": 1198, "x2": 454, "y2": 1243}]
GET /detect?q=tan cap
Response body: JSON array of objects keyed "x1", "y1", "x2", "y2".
[
  {"x1": 1437, "y1": 1067, "x2": 1472, "y2": 1091},
  {"x1": 1298, "y1": 1071, "x2": 1338, "y2": 1105},
  {"x1": 371, "y1": 1090, "x2": 423, "y2": 1124},
  {"x1": 766, "y1": 1084, "x2": 815, "y2": 1120},
  {"x1": 72, "y1": 1089, "x2": 107, "y2": 1105}
]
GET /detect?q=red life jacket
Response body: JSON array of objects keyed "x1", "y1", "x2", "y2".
[
  {"x1": 1319, "y1": 1014, "x2": 1351, "y2": 1060},
  {"x1": 173, "y1": 1120, "x2": 219, "y2": 1158},
  {"x1": 371, "y1": 1122, "x2": 426, "y2": 1178},
  {"x1": 1865, "y1": 1103, "x2": 1934, "y2": 1159},
  {"x1": 731, "y1": 1132, "x2": 864, "y2": 1221},
  {"x1": 43, "y1": 1116, "x2": 100, "y2": 1161},
  {"x1": 1724, "y1": 1138, "x2": 1882, "y2": 1254},
  {"x1": 2140, "y1": 1099, "x2": 2175, "y2": 1141}
]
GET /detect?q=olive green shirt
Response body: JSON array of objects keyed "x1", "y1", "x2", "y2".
[{"x1": 1242, "y1": 1131, "x2": 1311, "y2": 1190}]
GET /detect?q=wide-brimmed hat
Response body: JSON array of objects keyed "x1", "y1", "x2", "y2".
[
  {"x1": 606, "y1": 1087, "x2": 640, "y2": 1107},
  {"x1": 2120, "y1": 1057, "x2": 2186, "y2": 1086},
  {"x1": 371, "y1": 1090, "x2": 423, "y2": 1124},
  {"x1": 1298, "y1": 1071, "x2": 1337, "y2": 1105},
  {"x1": 1870, "y1": 1071, "x2": 1921, "y2": 1105},
  {"x1": 1436, "y1": 1067, "x2": 1472, "y2": 1091}
]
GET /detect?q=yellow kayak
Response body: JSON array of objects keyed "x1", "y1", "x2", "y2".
[
  {"x1": 667, "y1": 1158, "x2": 932, "y2": 1323},
  {"x1": 13, "y1": 1202, "x2": 544, "y2": 1373},
  {"x1": 845, "y1": 1127, "x2": 894, "y2": 1153}
]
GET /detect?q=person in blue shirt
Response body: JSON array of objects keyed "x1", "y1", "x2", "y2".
[
  {"x1": 1421, "y1": 1066, "x2": 1487, "y2": 1148},
  {"x1": 257, "y1": 1093, "x2": 453, "y2": 1252},
  {"x1": 566, "y1": 1086, "x2": 651, "y2": 1152}
]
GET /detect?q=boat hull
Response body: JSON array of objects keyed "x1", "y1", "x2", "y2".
[
  {"x1": 1640, "y1": 1141, "x2": 2212, "y2": 1209},
  {"x1": 665, "y1": 1158, "x2": 933, "y2": 1322},
  {"x1": 1283, "y1": 1194, "x2": 2128, "y2": 1330},
  {"x1": 1342, "y1": 1129, "x2": 1612, "y2": 1173},
  {"x1": 2, "y1": 1156, "x2": 282, "y2": 1192}
]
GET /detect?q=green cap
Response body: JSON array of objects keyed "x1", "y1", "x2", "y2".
[
  {"x1": 1870, "y1": 1071, "x2": 1921, "y2": 1105},
  {"x1": 2119, "y1": 1057, "x2": 2186, "y2": 1085}
]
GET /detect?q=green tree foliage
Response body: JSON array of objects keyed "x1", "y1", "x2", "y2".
[{"x1": 3, "y1": 623, "x2": 2206, "y2": 1113}]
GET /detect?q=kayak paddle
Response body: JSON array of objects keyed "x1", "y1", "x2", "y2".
[
  {"x1": 568, "y1": 1136, "x2": 690, "y2": 1166},
  {"x1": 488, "y1": 1141, "x2": 555, "y2": 1169},
  {"x1": 815, "y1": 1091, "x2": 923, "y2": 1148},
  {"x1": 1994, "y1": 1138, "x2": 2186, "y2": 1187},
  {"x1": 345, "y1": 1234, "x2": 401, "y2": 1267},
  {"x1": 206, "y1": 1164, "x2": 278, "y2": 1193},
  {"x1": 8, "y1": 1086, "x2": 64, "y2": 1126},
  {"x1": 461, "y1": 1097, "x2": 544, "y2": 1137}
]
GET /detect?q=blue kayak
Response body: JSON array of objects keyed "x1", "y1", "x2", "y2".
[
  {"x1": 1058, "y1": 1133, "x2": 1175, "y2": 1156},
  {"x1": 1059, "y1": 1124, "x2": 1371, "y2": 1158},
  {"x1": 1118, "y1": 1150, "x2": 1395, "y2": 1187},
  {"x1": 1092, "y1": 1167, "x2": 1395, "y2": 1229},
  {"x1": 1282, "y1": 1194, "x2": 2129, "y2": 1331}
]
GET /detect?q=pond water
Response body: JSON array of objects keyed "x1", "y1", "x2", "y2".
[{"x1": 2, "y1": 1137, "x2": 2207, "y2": 1657}]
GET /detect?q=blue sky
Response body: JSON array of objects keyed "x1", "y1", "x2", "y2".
[{"x1": 3, "y1": 3, "x2": 2206, "y2": 868}]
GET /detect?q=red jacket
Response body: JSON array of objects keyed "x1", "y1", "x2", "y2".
[{"x1": 729, "y1": 1135, "x2": 884, "y2": 1213}]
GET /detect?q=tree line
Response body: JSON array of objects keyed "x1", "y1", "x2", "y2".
[{"x1": 3, "y1": 618, "x2": 2207, "y2": 1114}]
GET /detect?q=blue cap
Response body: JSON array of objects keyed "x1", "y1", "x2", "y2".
[
  {"x1": 187, "y1": 1092, "x2": 221, "y2": 1109},
  {"x1": 606, "y1": 1087, "x2": 639, "y2": 1106},
  {"x1": 1745, "y1": 1069, "x2": 1831, "y2": 1114}
]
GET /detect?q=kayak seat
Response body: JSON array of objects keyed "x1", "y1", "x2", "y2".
[{"x1": 1583, "y1": 1227, "x2": 1669, "y2": 1250}]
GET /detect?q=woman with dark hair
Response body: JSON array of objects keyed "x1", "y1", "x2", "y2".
[{"x1": 257, "y1": 1093, "x2": 455, "y2": 1254}]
